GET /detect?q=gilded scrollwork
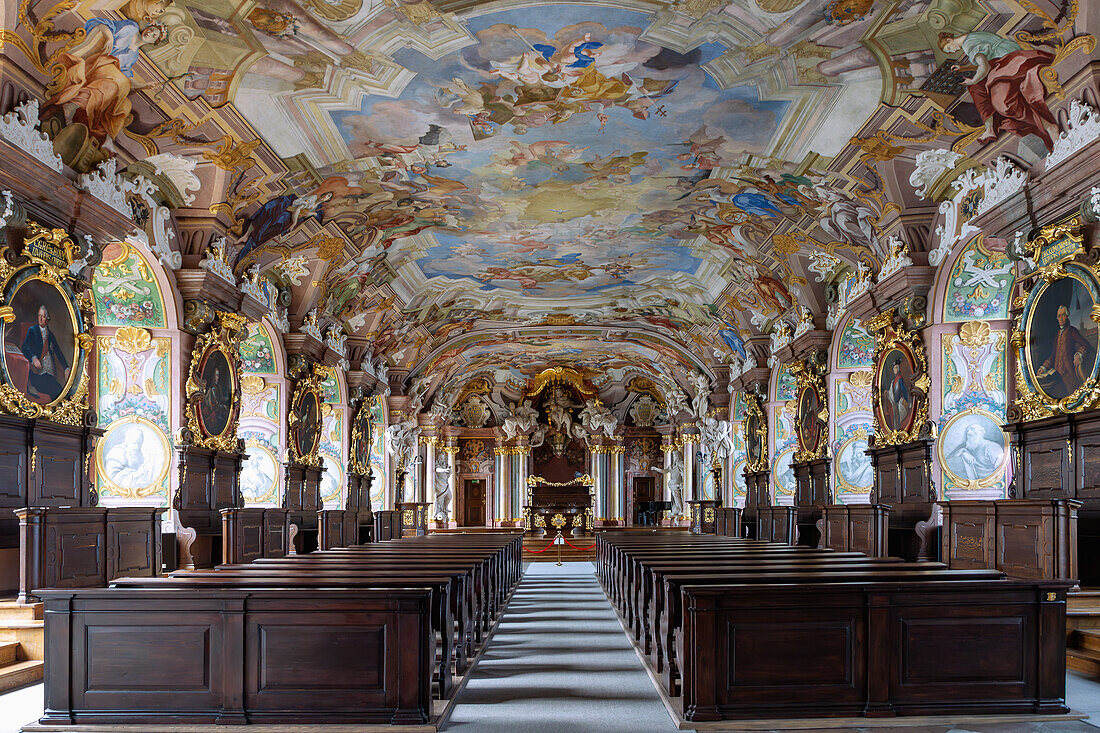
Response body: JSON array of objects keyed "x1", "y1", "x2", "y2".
[
  {"x1": 0, "y1": 220, "x2": 92, "y2": 425},
  {"x1": 287, "y1": 364, "x2": 325, "y2": 467},
  {"x1": 1013, "y1": 215, "x2": 1100, "y2": 421},
  {"x1": 182, "y1": 310, "x2": 247, "y2": 452},
  {"x1": 869, "y1": 310, "x2": 933, "y2": 447},
  {"x1": 790, "y1": 355, "x2": 828, "y2": 463},
  {"x1": 742, "y1": 388, "x2": 768, "y2": 473}
]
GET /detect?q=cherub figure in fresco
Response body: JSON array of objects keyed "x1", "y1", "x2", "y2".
[
  {"x1": 938, "y1": 31, "x2": 1058, "y2": 151},
  {"x1": 43, "y1": 0, "x2": 172, "y2": 145}
]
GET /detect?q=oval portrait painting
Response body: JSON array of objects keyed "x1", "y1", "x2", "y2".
[
  {"x1": 197, "y1": 349, "x2": 234, "y2": 438},
  {"x1": 1026, "y1": 274, "x2": 1099, "y2": 401},
  {"x1": 836, "y1": 435, "x2": 872, "y2": 492},
  {"x1": 3, "y1": 278, "x2": 78, "y2": 406},
  {"x1": 240, "y1": 443, "x2": 278, "y2": 503},
  {"x1": 744, "y1": 413, "x2": 763, "y2": 467},
  {"x1": 296, "y1": 390, "x2": 321, "y2": 458},
  {"x1": 354, "y1": 410, "x2": 372, "y2": 471},
  {"x1": 939, "y1": 411, "x2": 1007, "y2": 485},
  {"x1": 97, "y1": 418, "x2": 169, "y2": 498},
  {"x1": 876, "y1": 346, "x2": 916, "y2": 434},
  {"x1": 795, "y1": 384, "x2": 822, "y2": 454}
]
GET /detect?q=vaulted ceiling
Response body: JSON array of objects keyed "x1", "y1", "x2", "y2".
[{"x1": 70, "y1": 0, "x2": 1006, "y2": 397}]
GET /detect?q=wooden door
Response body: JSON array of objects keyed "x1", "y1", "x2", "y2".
[
  {"x1": 633, "y1": 476, "x2": 655, "y2": 524},
  {"x1": 463, "y1": 479, "x2": 485, "y2": 526}
]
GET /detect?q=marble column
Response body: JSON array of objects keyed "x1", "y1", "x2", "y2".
[
  {"x1": 682, "y1": 432, "x2": 698, "y2": 503},
  {"x1": 494, "y1": 447, "x2": 511, "y2": 527},
  {"x1": 590, "y1": 445, "x2": 607, "y2": 523},
  {"x1": 610, "y1": 444, "x2": 625, "y2": 524},
  {"x1": 421, "y1": 436, "x2": 437, "y2": 507},
  {"x1": 515, "y1": 442, "x2": 530, "y2": 528}
]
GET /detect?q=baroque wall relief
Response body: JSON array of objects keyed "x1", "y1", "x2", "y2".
[
  {"x1": 830, "y1": 313, "x2": 874, "y2": 502},
  {"x1": 94, "y1": 326, "x2": 172, "y2": 504},
  {"x1": 237, "y1": 319, "x2": 285, "y2": 506},
  {"x1": 318, "y1": 366, "x2": 347, "y2": 509},
  {"x1": 939, "y1": 321, "x2": 1009, "y2": 499}
]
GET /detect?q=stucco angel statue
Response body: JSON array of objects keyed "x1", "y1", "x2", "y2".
[
  {"x1": 384, "y1": 418, "x2": 418, "y2": 470},
  {"x1": 502, "y1": 398, "x2": 539, "y2": 438},
  {"x1": 433, "y1": 460, "x2": 452, "y2": 522},
  {"x1": 700, "y1": 415, "x2": 733, "y2": 462},
  {"x1": 578, "y1": 399, "x2": 618, "y2": 438},
  {"x1": 546, "y1": 387, "x2": 577, "y2": 436},
  {"x1": 689, "y1": 372, "x2": 711, "y2": 419},
  {"x1": 665, "y1": 450, "x2": 685, "y2": 519}
]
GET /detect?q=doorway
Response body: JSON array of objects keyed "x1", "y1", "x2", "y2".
[
  {"x1": 463, "y1": 478, "x2": 485, "y2": 527},
  {"x1": 632, "y1": 476, "x2": 656, "y2": 525}
]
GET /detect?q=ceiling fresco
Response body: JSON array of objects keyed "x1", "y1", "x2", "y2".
[{"x1": 10, "y1": 0, "x2": 1093, "y2": 399}]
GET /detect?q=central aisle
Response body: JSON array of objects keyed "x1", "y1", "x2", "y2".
[{"x1": 443, "y1": 561, "x2": 678, "y2": 733}]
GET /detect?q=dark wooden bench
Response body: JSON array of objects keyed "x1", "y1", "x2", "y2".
[
  {"x1": 39, "y1": 532, "x2": 522, "y2": 727},
  {"x1": 597, "y1": 532, "x2": 1073, "y2": 723}
]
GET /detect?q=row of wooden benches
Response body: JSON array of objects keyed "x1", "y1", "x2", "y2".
[
  {"x1": 597, "y1": 531, "x2": 1072, "y2": 722},
  {"x1": 38, "y1": 532, "x2": 523, "y2": 726}
]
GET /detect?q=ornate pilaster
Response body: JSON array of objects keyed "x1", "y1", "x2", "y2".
[{"x1": 680, "y1": 424, "x2": 701, "y2": 503}]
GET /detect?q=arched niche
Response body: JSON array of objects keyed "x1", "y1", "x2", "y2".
[
  {"x1": 929, "y1": 235, "x2": 1013, "y2": 500},
  {"x1": 237, "y1": 319, "x2": 287, "y2": 507},
  {"x1": 828, "y1": 313, "x2": 875, "y2": 503},
  {"x1": 769, "y1": 363, "x2": 797, "y2": 504},
  {"x1": 91, "y1": 242, "x2": 178, "y2": 508},
  {"x1": 318, "y1": 366, "x2": 349, "y2": 509}
]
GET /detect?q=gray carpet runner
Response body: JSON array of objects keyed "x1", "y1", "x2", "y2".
[{"x1": 444, "y1": 561, "x2": 678, "y2": 732}]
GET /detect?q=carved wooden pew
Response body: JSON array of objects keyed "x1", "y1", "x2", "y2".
[
  {"x1": 819, "y1": 503, "x2": 891, "y2": 556},
  {"x1": 678, "y1": 578, "x2": 1070, "y2": 721},
  {"x1": 940, "y1": 498, "x2": 1078, "y2": 581},
  {"x1": 220, "y1": 507, "x2": 288, "y2": 564},
  {"x1": 41, "y1": 532, "x2": 523, "y2": 727},
  {"x1": 16, "y1": 506, "x2": 162, "y2": 603},
  {"x1": 657, "y1": 565, "x2": 1001, "y2": 696},
  {"x1": 120, "y1": 571, "x2": 459, "y2": 697},
  {"x1": 39, "y1": 586, "x2": 435, "y2": 725},
  {"x1": 597, "y1": 532, "x2": 1072, "y2": 723}
]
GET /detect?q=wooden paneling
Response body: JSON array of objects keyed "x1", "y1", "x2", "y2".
[
  {"x1": 821, "y1": 504, "x2": 890, "y2": 557},
  {"x1": 869, "y1": 440, "x2": 937, "y2": 562},
  {"x1": 715, "y1": 507, "x2": 741, "y2": 537},
  {"x1": 0, "y1": 417, "x2": 99, "y2": 549},
  {"x1": 688, "y1": 500, "x2": 720, "y2": 535},
  {"x1": 793, "y1": 458, "x2": 829, "y2": 547},
  {"x1": 755, "y1": 506, "x2": 797, "y2": 545},
  {"x1": 941, "y1": 499, "x2": 1079, "y2": 582},
  {"x1": 679, "y1": 582, "x2": 1068, "y2": 721},
  {"x1": 16, "y1": 506, "x2": 162, "y2": 603},
  {"x1": 41, "y1": 588, "x2": 434, "y2": 725},
  {"x1": 222, "y1": 508, "x2": 290, "y2": 564}
]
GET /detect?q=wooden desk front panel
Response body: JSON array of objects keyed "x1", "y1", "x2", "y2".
[{"x1": 941, "y1": 502, "x2": 996, "y2": 571}]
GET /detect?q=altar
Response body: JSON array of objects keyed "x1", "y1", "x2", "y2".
[{"x1": 524, "y1": 475, "x2": 593, "y2": 538}]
